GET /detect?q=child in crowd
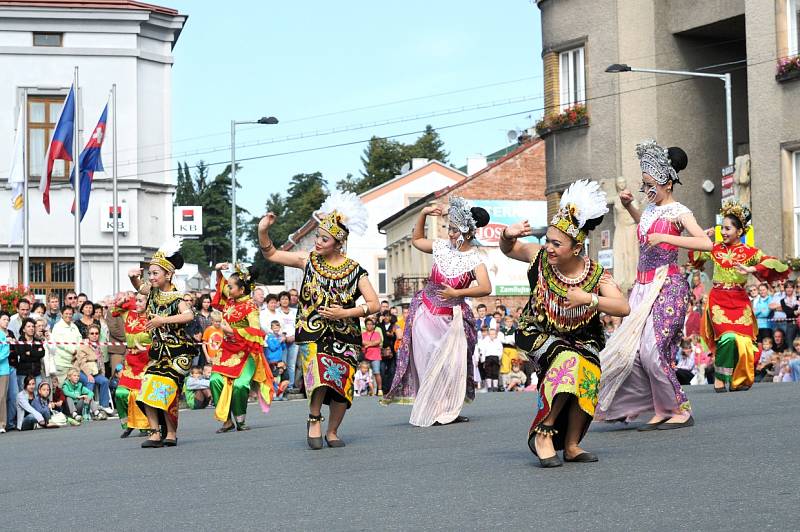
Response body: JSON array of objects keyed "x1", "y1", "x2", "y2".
[
  {"x1": 48, "y1": 376, "x2": 78, "y2": 425},
  {"x1": 62, "y1": 368, "x2": 101, "y2": 421},
  {"x1": 755, "y1": 337, "x2": 775, "y2": 382},
  {"x1": 498, "y1": 315, "x2": 517, "y2": 388},
  {"x1": 777, "y1": 355, "x2": 794, "y2": 382},
  {"x1": 479, "y1": 327, "x2": 503, "y2": 392},
  {"x1": 272, "y1": 361, "x2": 290, "y2": 400},
  {"x1": 503, "y1": 359, "x2": 527, "y2": 391},
  {"x1": 353, "y1": 361, "x2": 374, "y2": 397},
  {"x1": 201, "y1": 311, "x2": 224, "y2": 365},
  {"x1": 185, "y1": 366, "x2": 212, "y2": 409},
  {"x1": 475, "y1": 326, "x2": 489, "y2": 391},
  {"x1": 675, "y1": 339, "x2": 697, "y2": 385},
  {"x1": 689, "y1": 335, "x2": 710, "y2": 385},
  {"x1": 265, "y1": 320, "x2": 286, "y2": 365}
]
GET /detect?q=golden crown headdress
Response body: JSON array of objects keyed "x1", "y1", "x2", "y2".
[
  {"x1": 720, "y1": 199, "x2": 751, "y2": 229},
  {"x1": 231, "y1": 262, "x2": 255, "y2": 291},
  {"x1": 150, "y1": 236, "x2": 183, "y2": 274},
  {"x1": 549, "y1": 180, "x2": 608, "y2": 243},
  {"x1": 317, "y1": 192, "x2": 369, "y2": 243}
]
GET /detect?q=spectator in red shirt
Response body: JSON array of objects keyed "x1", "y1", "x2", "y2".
[{"x1": 361, "y1": 318, "x2": 383, "y2": 396}]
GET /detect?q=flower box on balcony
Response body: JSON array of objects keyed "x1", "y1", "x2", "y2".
[
  {"x1": 535, "y1": 105, "x2": 588, "y2": 137},
  {"x1": 776, "y1": 56, "x2": 800, "y2": 83}
]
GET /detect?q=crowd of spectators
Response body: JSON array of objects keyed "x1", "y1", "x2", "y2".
[{"x1": 3, "y1": 270, "x2": 799, "y2": 435}]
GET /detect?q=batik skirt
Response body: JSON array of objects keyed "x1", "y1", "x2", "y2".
[
  {"x1": 527, "y1": 337, "x2": 601, "y2": 453},
  {"x1": 137, "y1": 344, "x2": 195, "y2": 426},
  {"x1": 302, "y1": 336, "x2": 359, "y2": 408}
]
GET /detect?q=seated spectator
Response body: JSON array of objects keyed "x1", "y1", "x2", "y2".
[
  {"x1": 185, "y1": 366, "x2": 212, "y2": 409},
  {"x1": 503, "y1": 359, "x2": 527, "y2": 391},
  {"x1": 755, "y1": 337, "x2": 775, "y2": 382},
  {"x1": 353, "y1": 361, "x2": 374, "y2": 397},
  {"x1": 62, "y1": 368, "x2": 100, "y2": 421},
  {"x1": 48, "y1": 376, "x2": 78, "y2": 426},
  {"x1": 675, "y1": 340, "x2": 697, "y2": 385},
  {"x1": 16, "y1": 376, "x2": 58, "y2": 430},
  {"x1": 772, "y1": 328, "x2": 788, "y2": 353},
  {"x1": 75, "y1": 325, "x2": 113, "y2": 417},
  {"x1": 271, "y1": 360, "x2": 290, "y2": 400},
  {"x1": 265, "y1": 320, "x2": 286, "y2": 364},
  {"x1": 777, "y1": 355, "x2": 794, "y2": 382}
]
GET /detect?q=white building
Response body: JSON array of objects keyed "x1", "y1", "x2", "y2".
[
  {"x1": 282, "y1": 159, "x2": 466, "y2": 298},
  {"x1": 0, "y1": 0, "x2": 186, "y2": 301}
]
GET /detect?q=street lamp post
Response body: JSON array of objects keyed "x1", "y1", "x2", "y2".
[
  {"x1": 230, "y1": 116, "x2": 278, "y2": 264},
  {"x1": 605, "y1": 64, "x2": 733, "y2": 167}
]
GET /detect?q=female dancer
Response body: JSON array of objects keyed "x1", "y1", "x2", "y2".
[
  {"x1": 597, "y1": 140, "x2": 712, "y2": 430},
  {"x1": 501, "y1": 180, "x2": 629, "y2": 467},
  {"x1": 112, "y1": 292, "x2": 151, "y2": 438},
  {"x1": 209, "y1": 262, "x2": 273, "y2": 433},
  {"x1": 383, "y1": 196, "x2": 492, "y2": 426},
  {"x1": 257, "y1": 192, "x2": 379, "y2": 449},
  {"x1": 689, "y1": 200, "x2": 788, "y2": 392},
  {"x1": 128, "y1": 238, "x2": 195, "y2": 448}
]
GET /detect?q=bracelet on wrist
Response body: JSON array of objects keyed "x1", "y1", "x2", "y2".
[{"x1": 500, "y1": 229, "x2": 516, "y2": 241}]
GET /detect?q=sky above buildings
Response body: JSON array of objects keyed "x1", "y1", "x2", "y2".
[{"x1": 167, "y1": 0, "x2": 543, "y2": 218}]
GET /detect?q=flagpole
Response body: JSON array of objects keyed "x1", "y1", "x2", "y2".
[
  {"x1": 111, "y1": 83, "x2": 119, "y2": 295},
  {"x1": 73, "y1": 66, "x2": 81, "y2": 294},
  {"x1": 22, "y1": 89, "x2": 30, "y2": 288}
]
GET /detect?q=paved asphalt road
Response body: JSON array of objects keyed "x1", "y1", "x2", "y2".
[{"x1": 2, "y1": 383, "x2": 798, "y2": 531}]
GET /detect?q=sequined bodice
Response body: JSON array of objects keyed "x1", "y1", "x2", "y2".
[
  {"x1": 429, "y1": 263, "x2": 475, "y2": 289},
  {"x1": 637, "y1": 203, "x2": 689, "y2": 272}
]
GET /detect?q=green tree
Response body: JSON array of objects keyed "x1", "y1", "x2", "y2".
[
  {"x1": 337, "y1": 125, "x2": 448, "y2": 194},
  {"x1": 174, "y1": 161, "x2": 248, "y2": 273},
  {"x1": 247, "y1": 173, "x2": 328, "y2": 285}
]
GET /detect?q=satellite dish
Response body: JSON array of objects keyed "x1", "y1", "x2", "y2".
[
  {"x1": 507, "y1": 129, "x2": 520, "y2": 143},
  {"x1": 400, "y1": 162, "x2": 411, "y2": 174}
]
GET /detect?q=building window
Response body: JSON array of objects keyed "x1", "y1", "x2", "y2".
[
  {"x1": 559, "y1": 47, "x2": 585, "y2": 111},
  {"x1": 33, "y1": 32, "x2": 62, "y2": 47},
  {"x1": 28, "y1": 95, "x2": 71, "y2": 180},
  {"x1": 21, "y1": 258, "x2": 75, "y2": 304},
  {"x1": 789, "y1": 0, "x2": 800, "y2": 55},
  {"x1": 377, "y1": 257, "x2": 387, "y2": 294},
  {"x1": 794, "y1": 150, "x2": 800, "y2": 255}
]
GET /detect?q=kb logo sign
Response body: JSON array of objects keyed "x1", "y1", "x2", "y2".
[{"x1": 174, "y1": 206, "x2": 203, "y2": 236}]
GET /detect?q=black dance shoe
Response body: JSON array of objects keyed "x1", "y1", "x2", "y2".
[
  {"x1": 531, "y1": 423, "x2": 563, "y2": 468},
  {"x1": 636, "y1": 418, "x2": 669, "y2": 431},
  {"x1": 657, "y1": 416, "x2": 694, "y2": 430},
  {"x1": 307, "y1": 414, "x2": 324, "y2": 450},
  {"x1": 120, "y1": 428, "x2": 134, "y2": 439},
  {"x1": 141, "y1": 438, "x2": 163, "y2": 448},
  {"x1": 163, "y1": 438, "x2": 177, "y2": 447},
  {"x1": 325, "y1": 435, "x2": 346, "y2": 448},
  {"x1": 563, "y1": 451, "x2": 599, "y2": 463}
]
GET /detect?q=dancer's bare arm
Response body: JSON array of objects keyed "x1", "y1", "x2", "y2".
[
  {"x1": 257, "y1": 213, "x2": 309, "y2": 269},
  {"x1": 500, "y1": 220, "x2": 540, "y2": 263},
  {"x1": 411, "y1": 204, "x2": 444, "y2": 254}
]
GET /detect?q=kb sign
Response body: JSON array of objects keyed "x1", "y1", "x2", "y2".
[
  {"x1": 174, "y1": 206, "x2": 203, "y2": 236},
  {"x1": 100, "y1": 203, "x2": 129, "y2": 232}
]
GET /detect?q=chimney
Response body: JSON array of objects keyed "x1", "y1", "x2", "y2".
[
  {"x1": 466, "y1": 155, "x2": 488, "y2": 175},
  {"x1": 411, "y1": 158, "x2": 429, "y2": 170}
]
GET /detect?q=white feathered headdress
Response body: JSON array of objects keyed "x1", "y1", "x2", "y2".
[
  {"x1": 150, "y1": 236, "x2": 184, "y2": 273},
  {"x1": 550, "y1": 179, "x2": 608, "y2": 243},
  {"x1": 317, "y1": 191, "x2": 369, "y2": 242}
]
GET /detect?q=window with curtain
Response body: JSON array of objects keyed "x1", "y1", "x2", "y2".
[
  {"x1": 28, "y1": 95, "x2": 71, "y2": 180},
  {"x1": 559, "y1": 47, "x2": 585, "y2": 111}
]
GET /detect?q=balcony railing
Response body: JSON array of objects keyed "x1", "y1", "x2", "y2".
[{"x1": 392, "y1": 275, "x2": 428, "y2": 299}]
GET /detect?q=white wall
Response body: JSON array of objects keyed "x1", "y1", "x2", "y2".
[{"x1": 0, "y1": 5, "x2": 185, "y2": 299}]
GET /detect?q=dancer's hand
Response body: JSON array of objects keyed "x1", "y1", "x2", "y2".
[
  {"x1": 503, "y1": 220, "x2": 532, "y2": 239},
  {"x1": 735, "y1": 264, "x2": 756, "y2": 274},
  {"x1": 646, "y1": 233, "x2": 666, "y2": 247},
  {"x1": 128, "y1": 267, "x2": 143, "y2": 279},
  {"x1": 215, "y1": 262, "x2": 230, "y2": 271},
  {"x1": 619, "y1": 189, "x2": 634, "y2": 207},
  {"x1": 564, "y1": 286, "x2": 591, "y2": 309},
  {"x1": 220, "y1": 320, "x2": 234, "y2": 334},
  {"x1": 258, "y1": 212, "x2": 277, "y2": 232},
  {"x1": 145, "y1": 315, "x2": 165, "y2": 331},
  {"x1": 437, "y1": 285, "x2": 459, "y2": 300},
  {"x1": 319, "y1": 304, "x2": 345, "y2": 320},
  {"x1": 421, "y1": 204, "x2": 443, "y2": 217},
  {"x1": 704, "y1": 227, "x2": 716, "y2": 238}
]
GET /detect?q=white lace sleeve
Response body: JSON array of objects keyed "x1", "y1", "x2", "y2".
[{"x1": 432, "y1": 239, "x2": 483, "y2": 277}]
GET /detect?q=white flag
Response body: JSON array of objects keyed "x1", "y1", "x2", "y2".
[{"x1": 8, "y1": 105, "x2": 25, "y2": 246}]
